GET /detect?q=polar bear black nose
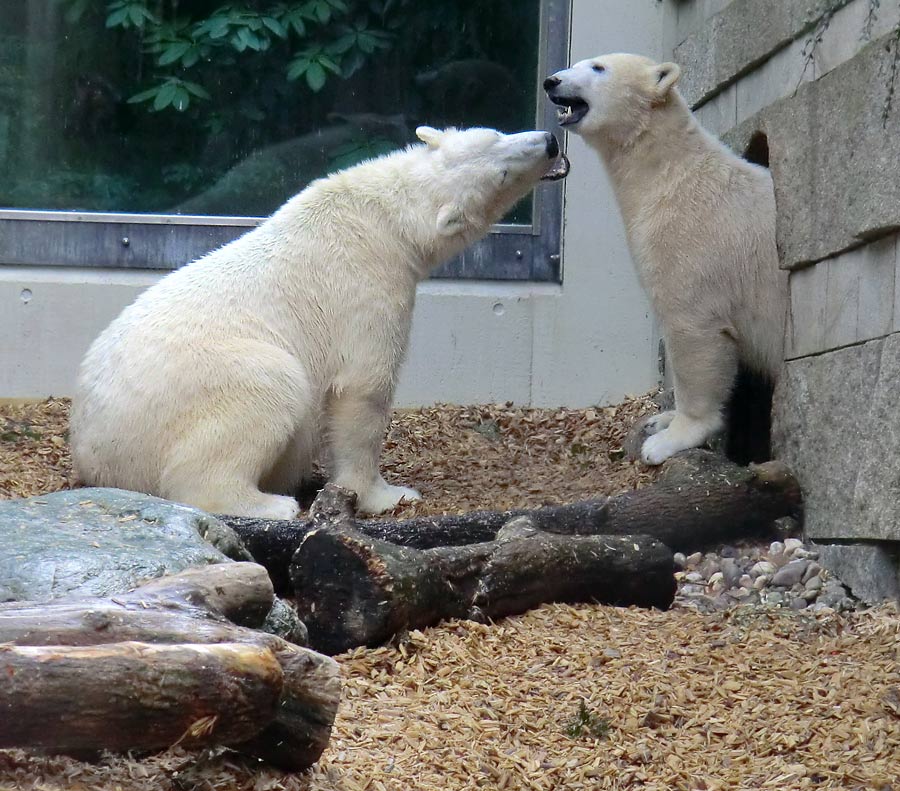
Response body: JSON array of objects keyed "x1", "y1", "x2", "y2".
[
  {"x1": 545, "y1": 133, "x2": 559, "y2": 158},
  {"x1": 543, "y1": 75, "x2": 561, "y2": 91}
]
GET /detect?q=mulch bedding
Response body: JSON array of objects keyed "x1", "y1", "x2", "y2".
[{"x1": 0, "y1": 398, "x2": 898, "y2": 791}]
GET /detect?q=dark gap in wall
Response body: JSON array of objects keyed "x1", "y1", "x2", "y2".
[
  {"x1": 718, "y1": 130, "x2": 776, "y2": 466},
  {"x1": 724, "y1": 364, "x2": 774, "y2": 465},
  {"x1": 743, "y1": 131, "x2": 770, "y2": 168}
]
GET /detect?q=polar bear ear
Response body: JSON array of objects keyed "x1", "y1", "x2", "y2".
[
  {"x1": 437, "y1": 204, "x2": 465, "y2": 236},
  {"x1": 416, "y1": 125, "x2": 444, "y2": 149},
  {"x1": 653, "y1": 62, "x2": 682, "y2": 100}
]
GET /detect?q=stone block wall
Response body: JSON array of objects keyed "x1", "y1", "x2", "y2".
[{"x1": 668, "y1": 0, "x2": 900, "y2": 602}]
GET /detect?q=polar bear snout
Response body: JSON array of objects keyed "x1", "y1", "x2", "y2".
[{"x1": 545, "y1": 133, "x2": 559, "y2": 158}]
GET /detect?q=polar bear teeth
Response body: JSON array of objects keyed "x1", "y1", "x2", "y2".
[{"x1": 558, "y1": 106, "x2": 573, "y2": 122}]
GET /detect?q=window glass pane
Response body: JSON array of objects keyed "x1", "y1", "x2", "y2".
[{"x1": 0, "y1": 0, "x2": 541, "y2": 221}]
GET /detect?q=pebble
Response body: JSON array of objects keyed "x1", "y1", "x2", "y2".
[
  {"x1": 673, "y1": 552, "x2": 686, "y2": 569},
  {"x1": 771, "y1": 560, "x2": 808, "y2": 588},
  {"x1": 738, "y1": 574, "x2": 754, "y2": 589},
  {"x1": 686, "y1": 552, "x2": 703, "y2": 567},
  {"x1": 685, "y1": 572, "x2": 705, "y2": 584},
  {"x1": 784, "y1": 538, "x2": 804, "y2": 555},
  {"x1": 769, "y1": 541, "x2": 785, "y2": 557},
  {"x1": 750, "y1": 561, "x2": 776, "y2": 577},
  {"x1": 802, "y1": 562, "x2": 822, "y2": 584},
  {"x1": 753, "y1": 574, "x2": 770, "y2": 590}
]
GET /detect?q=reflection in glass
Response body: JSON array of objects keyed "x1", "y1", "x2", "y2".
[{"x1": 0, "y1": 0, "x2": 541, "y2": 220}]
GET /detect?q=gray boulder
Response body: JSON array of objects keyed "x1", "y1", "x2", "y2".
[{"x1": 0, "y1": 488, "x2": 306, "y2": 643}]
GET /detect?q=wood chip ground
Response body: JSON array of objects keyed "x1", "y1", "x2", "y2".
[{"x1": 1, "y1": 398, "x2": 898, "y2": 791}]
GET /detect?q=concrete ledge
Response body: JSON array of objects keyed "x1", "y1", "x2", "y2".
[
  {"x1": 674, "y1": 0, "x2": 850, "y2": 107},
  {"x1": 774, "y1": 332, "x2": 900, "y2": 543},
  {"x1": 723, "y1": 34, "x2": 900, "y2": 270}
]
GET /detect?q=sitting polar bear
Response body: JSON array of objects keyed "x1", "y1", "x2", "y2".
[
  {"x1": 545, "y1": 53, "x2": 787, "y2": 465},
  {"x1": 71, "y1": 127, "x2": 568, "y2": 517}
]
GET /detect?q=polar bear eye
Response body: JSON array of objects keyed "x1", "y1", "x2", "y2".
[{"x1": 592, "y1": 64, "x2": 606, "y2": 74}]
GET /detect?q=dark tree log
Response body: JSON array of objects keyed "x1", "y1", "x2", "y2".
[
  {"x1": 0, "y1": 642, "x2": 281, "y2": 753},
  {"x1": 290, "y1": 514, "x2": 676, "y2": 654},
  {"x1": 0, "y1": 563, "x2": 340, "y2": 770},
  {"x1": 222, "y1": 450, "x2": 803, "y2": 591}
]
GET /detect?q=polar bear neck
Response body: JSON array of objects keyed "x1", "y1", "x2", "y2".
[
  {"x1": 589, "y1": 91, "x2": 732, "y2": 229},
  {"x1": 267, "y1": 145, "x2": 490, "y2": 281}
]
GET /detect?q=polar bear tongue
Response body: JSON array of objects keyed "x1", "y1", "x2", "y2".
[{"x1": 540, "y1": 152, "x2": 570, "y2": 181}]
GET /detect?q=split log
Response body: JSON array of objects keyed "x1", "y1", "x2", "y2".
[
  {"x1": 291, "y1": 512, "x2": 676, "y2": 654},
  {"x1": 222, "y1": 450, "x2": 803, "y2": 591},
  {"x1": 0, "y1": 562, "x2": 340, "y2": 771}
]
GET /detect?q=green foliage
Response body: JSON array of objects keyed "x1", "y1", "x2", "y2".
[
  {"x1": 566, "y1": 700, "x2": 611, "y2": 740},
  {"x1": 55, "y1": 0, "x2": 402, "y2": 113}
]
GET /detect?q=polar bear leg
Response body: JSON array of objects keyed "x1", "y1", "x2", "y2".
[
  {"x1": 641, "y1": 329, "x2": 738, "y2": 466},
  {"x1": 159, "y1": 347, "x2": 311, "y2": 519},
  {"x1": 327, "y1": 390, "x2": 421, "y2": 514}
]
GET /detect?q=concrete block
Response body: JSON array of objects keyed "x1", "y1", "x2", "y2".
[
  {"x1": 761, "y1": 34, "x2": 900, "y2": 269},
  {"x1": 774, "y1": 332, "x2": 900, "y2": 542},
  {"x1": 815, "y1": 0, "x2": 900, "y2": 76},
  {"x1": 814, "y1": 542, "x2": 900, "y2": 604},
  {"x1": 696, "y1": 83, "x2": 737, "y2": 136},
  {"x1": 674, "y1": 0, "x2": 850, "y2": 107},
  {"x1": 787, "y1": 263, "x2": 827, "y2": 358},
  {"x1": 735, "y1": 36, "x2": 813, "y2": 125},
  {"x1": 856, "y1": 234, "x2": 897, "y2": 342},
  {"x1": 823, "y1": 251, "x2": 860, "y2": 350}
]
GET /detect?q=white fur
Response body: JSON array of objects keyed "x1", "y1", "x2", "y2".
[
  {"x1": 70, "y1": 127, "x2": 561, "y2": 516},
  {"x1": 546, "y1": 53, "x2": 788, "y2": 465}
]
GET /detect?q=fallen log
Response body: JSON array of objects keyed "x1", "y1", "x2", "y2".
[
  {"x1": 223, "y1": 450, "x2": 803, "y2": 591},
  {"x1": 0, "y1": 642, "x2": 281, "y2": 753},
  {"x1": 0, "y1": 562, "x2": 340, "y2": 771},
  {"x1": 291, "y1": 499, "x2": 676, "y2": 654}
]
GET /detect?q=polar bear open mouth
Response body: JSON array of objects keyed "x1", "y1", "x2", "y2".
[
  {"x1": 541, "y1": 152, "x2": 570, "y2": 181},
  {"x1": 549, "y1": 96, "x2": 589, "y2": 127}
]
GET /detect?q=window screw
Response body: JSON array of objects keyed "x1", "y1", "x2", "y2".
[{"x1": 121, "y1": 237, "x2": 130, "y2": 247}]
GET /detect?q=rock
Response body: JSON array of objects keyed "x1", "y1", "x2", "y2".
[
  {"x1": 262, "y1": 598, "x2": 309, "y2": 646},
  {"x1": 0, "y1": 488, "x2": 251, "y2": 601},
  {"x1": 602, "y1": 648, "x2": 622, "y2": 660},
  {"x1": 751, "y1": 561, "x2": 776, "y2": 577},
  {"x1": 721, "y1": 559, "x2": 742, "y2": 587},
  {"x1": 764, "y1": 591, "x2": 784, "y2": 607},
  {"x1": 699, "y1": 558, "x2": 721, "y2": 579},
  {"x1": 789, "y1": 597, "x2": 808, "y2": 610},
  {"x1": 771, "y1": 560, "x2": 808, "y2": 588},
  {"x1": 673, "y1": 552, "x2": 687, "y2": 569},
  {"x1": 0, "y1": 488, "x2": 303, "y2": 644},
  {"x1": 685, "y1": 572, "x2": 705, "y2": 584},
  {"x1": 783, "y1": 538, "x2": 804, "y2": 555},
  {"x1": 769, "y1": 541, "x2": 785, "y2": 558},
  {"x1": 814, "y1": 542, "x2": 900, "y2": 605},
  {"x1": 685, "y1": 552, "x2": 703, "y2": 568},
  {"x1": 720, "y1": 546, "x2": 737, "y2": 559},
  {"x1": 801, "y1": 562, "x2": 822, "y2": 585},
  {"x1": 753, "y1": 574, "x2": 770, "y2": 590},
  {"x1": 737, "y1": 574, "x2": 754, "y2": 589},
  {"x1": 772, "y1": 516, "x2": 801, "y2": 537},
  {"x1": 804, "y1": 575, "x2": 823, "y2": 592}
]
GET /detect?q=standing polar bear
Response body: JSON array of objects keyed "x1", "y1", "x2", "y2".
[
  {"x1": 545, "y1": 53, "x2": 787, "y2": 465},
  {"x1": 71, "y1": 127, "x2": 568, "y2": 517}
]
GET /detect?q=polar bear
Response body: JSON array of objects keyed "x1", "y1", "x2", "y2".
[
  {"x1": 544, "y1": 53, "x2": 787, "y2": 465},
  {"x1": 70, "y1": 126, "x2": 568, "y2": 517}
]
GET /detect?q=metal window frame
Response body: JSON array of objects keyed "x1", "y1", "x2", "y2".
[{"x1": 0, "y1": 0, "x2": 569, "y2": 282}]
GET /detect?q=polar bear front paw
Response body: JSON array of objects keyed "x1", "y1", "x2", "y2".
[
  {"x1": 249, "y1": 494, "x2": 302, "y2": 520},
  {"x1": 356, "y1": 483, "x2": 422, "y2": 515}
]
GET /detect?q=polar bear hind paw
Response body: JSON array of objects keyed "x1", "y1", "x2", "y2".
[
  {"x1": 238, "y1": 493, "x2": 301, "y2": 520},
  {"x1": 356, "y1": 483, "x2": 422, "y2": 515},
  {"x1": 643, "y1": 410, "x2": 675, "y2": 436}
]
